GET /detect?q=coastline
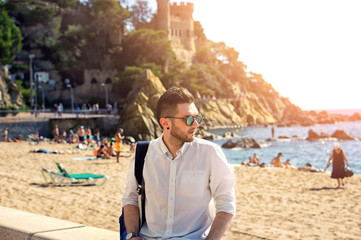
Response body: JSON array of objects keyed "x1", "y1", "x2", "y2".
[{"x1": 0, "y1": 141, "x2": 360, "y2": 239}]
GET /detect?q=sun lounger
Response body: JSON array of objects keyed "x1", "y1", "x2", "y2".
[
  {"x1": 55, "y1": 162, "x2": 108, "y2": 186},
  {"x1": 41, "y1": 168, "x2": 71, "y2": 186}
]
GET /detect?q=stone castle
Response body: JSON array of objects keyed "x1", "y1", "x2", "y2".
[
  {"x1": 72, "y1": 0, "x2": 196, "y2": 105},
  {"x1": 156, "y1": 0, "x2": 196, "y2": 66}
]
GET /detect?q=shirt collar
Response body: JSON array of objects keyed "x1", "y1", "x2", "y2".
[{"x1": 160, "y1": 135, "x2": 191, "y2": 159}]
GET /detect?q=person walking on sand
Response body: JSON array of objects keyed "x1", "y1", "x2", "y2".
[
  {"x1": 122, "y1": 87, "x2": 236, "y2": 240},
  {"x1": 324, "y1": 142, "x2": 350, "y2": 188},
  {"x1": 271, "y1": 126, "x2": 275, "y2": 138},
  {"x1": 115, "y1": 128, "x2": 124, "y2": 163}
]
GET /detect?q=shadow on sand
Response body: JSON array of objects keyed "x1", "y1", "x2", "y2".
[
  {"x1": 309, "y1": 186, "x2": 344, "y2": 191},
  {"x1": 30, "y1": 182, "x2": 96, "y2": 188}
]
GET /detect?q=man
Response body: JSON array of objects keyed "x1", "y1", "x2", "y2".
[
  {"x1": 115, "y1": 128, "x2": 125, "y2": 163},
  {"x1": 78, "y1": 126, "x2": 85, "y2": 143},
  {"x1": 270, "y1": 152, "x2": 283, "y2": 167},
  {"x1": 122, "y1": 87, "x2": 236, "y2": 240},
  {"x1": 52, "y1": 125, "x2": 59, "y2": 143}
]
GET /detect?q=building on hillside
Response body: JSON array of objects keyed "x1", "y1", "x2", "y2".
[{"x1": 156, "y1": 0, "x2": 196, "y2": 67}]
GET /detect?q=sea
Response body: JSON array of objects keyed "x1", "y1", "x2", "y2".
[{"x1": 209, "y1": 114, "x2": 361, "y2": 175}]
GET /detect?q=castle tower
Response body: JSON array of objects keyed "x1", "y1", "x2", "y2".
[
  {"x1": 157, "y1": 0, "x2": 171, "y2": 38},
  {"x1": 156, "y1": 0, "x2": 196, "y2": 67},
  {"x1": 169, "y1": 2, "x2": 195, "y2": 52}
]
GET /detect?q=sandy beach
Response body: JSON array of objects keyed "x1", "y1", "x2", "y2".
[{"x1": 0, "y1": 141, "x2": 360, "y2": 239}]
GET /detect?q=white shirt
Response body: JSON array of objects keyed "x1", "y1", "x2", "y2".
[{"x1": 122, "y1": 137, "x2": 236, "y2": 239}]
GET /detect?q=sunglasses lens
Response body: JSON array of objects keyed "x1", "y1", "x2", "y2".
[
  {"x1": 196, "y1": 114, "x2": 202, "y2": 124},
  {"x1": 186, "y1": 116, "x2": 194, "y2": 126}
]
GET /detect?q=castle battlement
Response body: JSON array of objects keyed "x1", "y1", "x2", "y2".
[{"x1": 170, "y1": 2, "x2": 194, "y2": 12}]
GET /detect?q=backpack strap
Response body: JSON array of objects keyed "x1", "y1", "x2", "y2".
[
  {"x1": 135, "y1": 141, "x2": 149, "y2": 191},
  {"x1": 134, "y1": 141, "x2": 149, "y2": 227}
]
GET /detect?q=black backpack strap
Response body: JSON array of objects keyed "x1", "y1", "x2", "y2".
[
  {"x1": 134, "y1": 141, "x2": 149, "y2": 227},
  {"x1": 135, "y1": 141, "x2": 149, "y2": 188}
]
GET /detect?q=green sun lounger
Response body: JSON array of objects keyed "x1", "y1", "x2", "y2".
[
  {"x1": 41, "y1": 168, "x2": 69, "y2": 186},
  {"x1": 55, "y1": 162, "x2": 108, "y2": 186},
  {"x1": 41, "y1": 163, "x2": 108, "y2": 186}
]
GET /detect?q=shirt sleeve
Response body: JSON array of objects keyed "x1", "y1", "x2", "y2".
[
  {"x1": 122, "y1": 155, "x2": 140, "y2": 207},
  {"x1": 209, "y1": 145, "x2": 236, "y2": 215}
]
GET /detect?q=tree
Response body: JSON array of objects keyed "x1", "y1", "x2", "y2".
[
  {"x1": 119, "y1": 28, "x2": 174, "y2": 69},
  {"x1": 79, "y1": 0, "x2": 130, "y2": 69},
  {"x1": 0, "y1": 7, "x2": 22, "y2": 65},
  {"x1": 130, "y1": 0, "x2": 153, "y2": 30}
]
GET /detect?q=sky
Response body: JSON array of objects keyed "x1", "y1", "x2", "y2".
[{"x1": 132, "y1": 0, "x2": 361, "y2": 110}]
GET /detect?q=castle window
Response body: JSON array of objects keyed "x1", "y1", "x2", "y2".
[
  {"x1": 91, "y1": 78, "x2": 98, "y2": 84},
  {"x1": 105, "y1": 77, "x2": 112, "y2": 84}
]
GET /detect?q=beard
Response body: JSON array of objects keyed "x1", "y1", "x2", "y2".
[{"x1": 170, "y1": 124, "x2": 195, "y2": 143}]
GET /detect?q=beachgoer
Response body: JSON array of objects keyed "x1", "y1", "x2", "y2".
[
  {"x1": 114, "y1": 128, "x2": 124, "y2": 163},
  {"x1": 122, "y1": 87, "x2": 236, "y2": 239},
  {"x1": 61, "y1": 130, "x2": 67, "y2": 143},
  {"x1": 271, "y1": 126, "x2": 275, "y2": 138},
  {"x1": 270, "y1": 152, "x2": 283, "y2": 167},
  {"x1": 85, "y1": 127, "x2": 92, "y2": 145},
  {"x1": 3, "y1": 128, "x2": 8, "y2": 142},
  {"x1": 96, "y1": 145, "x2": 111, "y2": 159},
  {"x1": 52, "y1": 125, "x2": 60, "y2": 143},
  {"x1": 298, "y1": 162, "x2": 322, "y2": 172},
  {"x1": 94, "y1": 129, "x2": 101, "y2": 146},
  {"x1": 68, "y1": 130, "x2": 75, "y2": 143},
  {"x1": 106, "y1": 141, "x2": 116, "y2": 157},
  {"x1": 251, "y1": 153, "x2": 260, "y2": 165},
  {"x1": 78, "y1": 126, "x2": 85, "y2": 143},
  {"x1": 57, "y1": 103, "x2": 63, "y2": 116},
  {"x1": 324, "y1": 142, "x2": 350, "y2": 188}
]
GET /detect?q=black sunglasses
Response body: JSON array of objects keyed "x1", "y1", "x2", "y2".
[{"x1": 165, "y1": 114, "x2": 203, "y2": 126}]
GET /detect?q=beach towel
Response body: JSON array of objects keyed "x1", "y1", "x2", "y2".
[{"x1": 72, "y1": 157, "x2": 97, "y2": 161}]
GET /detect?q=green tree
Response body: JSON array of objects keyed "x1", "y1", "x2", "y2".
[
  {"x1": 79, "y1": 0, "x2": 130, "y2": 69},
  {"x1": 0, "y1": 7, "x2": 22, "y2": 65},
  {"x1": 130, "y1": 0, "x2": 153, "y2": 30},
  {"x1": 119, "y1": 28, "x2": 174, "y2": 69}
]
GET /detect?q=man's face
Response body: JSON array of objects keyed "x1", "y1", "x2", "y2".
[{"x1": 169, "y1": 102, "x2": 200, "y2": 143}]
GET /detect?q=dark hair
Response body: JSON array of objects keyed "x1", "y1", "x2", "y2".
[{"x1": 156, "y1": 87, "x2": 195, "y2": 127}]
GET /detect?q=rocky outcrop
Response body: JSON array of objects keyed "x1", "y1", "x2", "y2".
[
  {"x1": 118, "y1": 69, "x2": 360, "y2": 140},
  {"x1": 119, "y1": 70, "x2": 165, "y2": 141},
  {"x1": 0, "y1": 65, "x2": 25, "y2": 109},
  {"x1": 331, "y1": 130, "x2": 358, "y2": 140},
  {"x1": 222, "y1": 138, "x2": 261, "y2": 149},
  {"x1": 306, "y1": 129, "x2": 358, "y2": 141}
]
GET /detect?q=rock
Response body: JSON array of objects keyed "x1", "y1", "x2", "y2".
[
  {"x1": 222, "y1": 138, "x2": 261, "y2": 149},
  {"x1": 331, "y1": 130, "x2": 358, "y2": 140},
  {"x1": 119, "y1": 70, "x2": 165, "y2": 141},
  {"x1": 222, "y1": 132, "x2": 239, "y2": 138},
  {"x1": 349, "y1": 113, "x2": 361, "y2": 121},
  {"x1": 222, "y1": 139, "x2": 237, "y2": 148},
  {"x1": 306, "y1": 129, "x2": 320, "y2": 141},
  {"x1": 0, "y1": 65, "x2": 25, "y2": 109}
]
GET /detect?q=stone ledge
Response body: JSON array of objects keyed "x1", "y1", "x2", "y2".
[{"x1": 0, "y1": 206, "x2": 118, "y2": 240}]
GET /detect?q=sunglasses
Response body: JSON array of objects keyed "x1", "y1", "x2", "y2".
[{"x1": 165, "y1": 113, "x2": 203, "y2": 126}]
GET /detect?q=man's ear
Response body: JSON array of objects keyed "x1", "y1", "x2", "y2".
[{"x1": 159, "y1": 118, "x2": 169, "y2": 130}]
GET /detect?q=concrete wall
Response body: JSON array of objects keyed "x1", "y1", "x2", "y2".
[
  {"x1": 0, "y1": 116, "x2": 120, "y2": 140},
  {"x1": 0, "y1": 206, "x2": 118, "y2": 240}
]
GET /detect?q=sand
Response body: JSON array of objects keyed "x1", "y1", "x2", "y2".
[{"x1": 0, "y1": 141, "x2": 360, "y2": 239}]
